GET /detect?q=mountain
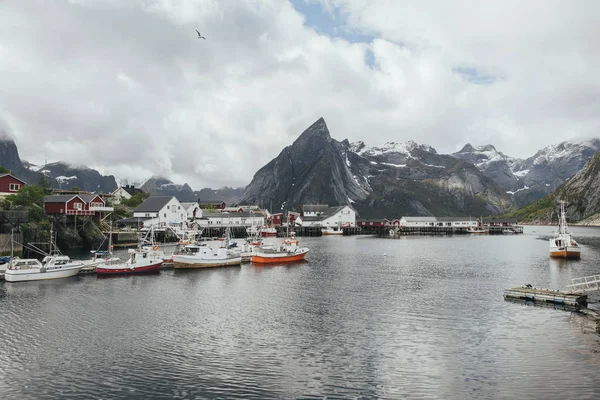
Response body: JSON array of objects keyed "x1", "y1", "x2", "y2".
[
  {"x1": 506, "y1": 152, "x2": 600, "y2": 223},
  {"x1": 35, "y1": 161, "x2": 117, "y2": 193},
  {"x1": 0, "y1": 137, "x2": 117, "y2": 193},
  {"x1": 453, "y1": 140, "x2": 600, "y2": 207},
  {"x1": 239, "y1": 118, "x2": 511, "y2": 218},
  {"x1": 141, "y1": 176, "x2": 244, "y2": 204}
]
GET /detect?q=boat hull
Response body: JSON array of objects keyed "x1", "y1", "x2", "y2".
[
  {"x1": 322, "y1": 231, "x2": 343, "y2": 236},
  {"x1": 550, "y1": 249, "x2": 581, "y2": 259},
  {"x1": 4, "y1": 266, "x2": 82, "y2": 282},
  {"x1": 260, "y1": 231, "x2": 277, "y2": 237},
  {"x1": 96, "y1": 261, "x2": 162, "y2": 275},
  {"x1": 251, "y1": 250, "x2": 308, "y2": 264},
  {"x1": 172, "y1": 256, "x2": 242, "y2": 269}
]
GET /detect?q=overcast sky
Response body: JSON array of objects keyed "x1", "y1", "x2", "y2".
[{"x1": 1, "y1": 0, "x2": 599, "y2": 189}]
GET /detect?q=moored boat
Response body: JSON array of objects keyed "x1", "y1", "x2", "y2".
[
  {"x1": 96, "y1": 249, "x2": 163, "y2": 275},
  {"x1": 251, "y1": 239, "x2": 309, "y2": 264},
  {"x1": 260, "y1": 227, "x2": 277, "y2": 237},
  {"x1": 172, "y1": 244, "x2": 242, "y2": 268},
  {"x1": 321, "y1": 226, "x2": 343, "y2": 236},
  {"x1": 549, "y1": 201, "x2": 581, "y2": 259},
  {"x1": 4, "y1": 226, "x2": 83, "y2": 283}
]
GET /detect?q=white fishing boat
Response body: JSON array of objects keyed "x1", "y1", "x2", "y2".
[
  {"x1": 96, "y1": 226, "x2": 163, "y2": 275},
  {"x1": 172, "y1": 228, "x2": 241, "y2": 268},
  {"x1": 549, "y1": 201, "x2": 581, "y2": 259},
  {"x1": 81, "y1": 221, "x2": 120, "y2": 268},
  {"x1": 321, "y1": 226, "x2": 343, "y2": 236},
  {"x1": 4, "y1": 226, "x2": 83, "y2": 283}
]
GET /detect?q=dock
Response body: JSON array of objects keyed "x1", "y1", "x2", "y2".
[{"x1": 504, "y1": 286, "x2": 588, "y2": 307}]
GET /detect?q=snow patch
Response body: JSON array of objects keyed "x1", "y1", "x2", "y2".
[
  {"x1": 506, "y1": 185, "x2": 530, "y2": 195},
  {"x1": 56, "y1": 175, "x2": 77, "y2": 182},
  {"x1": 345, "y1": 153, "x2": 351, "y2": 167},
  {"x1": 369, "y1": 161, "x2": 378, "y2": 165},
  {"x1": 353, "y1": 140, "x2": 435, "y2": 158},
  {"x1": 513, "y1": 169, "x2": 529, "y2": 177},
  {"x1": 381, "y1": 162, "x2": 407, "y2": 168},
  {"x1": 421, "y1": 163, "x2": 444, "y2": 168},
  {"x1": 347, "y1": 197, "x2": 355, "y2": 204}
]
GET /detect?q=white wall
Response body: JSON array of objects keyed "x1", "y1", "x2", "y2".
[
  {"x1": 111, "y1": 187, "x2": 132, "y2": 205},
  {"x1": 321, "y1": 206, "x2": 356, "y2": 227},
  {"x1": 195, "y1": 214, "x2": 264, "y2": 228}
]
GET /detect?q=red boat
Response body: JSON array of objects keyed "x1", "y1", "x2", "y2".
[{"x1": 96, "y1": 249, "x2": 163, "y2": 275}]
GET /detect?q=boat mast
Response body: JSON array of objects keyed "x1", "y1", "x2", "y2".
[
  {"x1": 11, "y1": 228, "x2": 14, "y2": 259},
  {"x1": 108, "y1": 219, "x2": 113, "y2": 254},
  {"x1": 559, "y1": 200, "x2": 568, "y2": 235}
]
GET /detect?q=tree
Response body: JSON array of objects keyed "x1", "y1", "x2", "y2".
[
  {"x1": 122, "y1": 192, "x2": 150, "y2": 208},
  {"x1": 38, "y1": 175, "x2": 50, "y2": 190},
  {"x1": 0, "y1": 165, "x2": 10, "y2": 174}
]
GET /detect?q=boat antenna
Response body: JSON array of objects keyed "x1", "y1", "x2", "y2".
[{"x1": 11, "y1": 228, "x2": 14, "y2": 259}]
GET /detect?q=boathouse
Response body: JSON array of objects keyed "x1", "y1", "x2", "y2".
[
  {"x1": 43, "y1": 194, "x2": 113, "y2": 216},
  {"x1": 0, "y1": 173, "x2": 26, "y2": 197},
  {"x1": 195, "y1": 212, "x2": 264, "y2": 228},
  {"x1": 133, "y1": 196, "x2": 186, "y2": 228},
  {"x1": 181, "y1": 202, "x2": 201, "y2": 220},
  {"x1": 295, "y1": 205, "x2": 357, "y2": 227},
  {"x1": 399, "y1": 216, "x2": 437, "y2": 228},
  {"x1": 435, "y1": 217, "x2": 479, "y2": 228}
]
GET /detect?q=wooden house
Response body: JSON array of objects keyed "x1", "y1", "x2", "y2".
[{"x1": 0, "y1": 173, "x2": 26, "y2": 197}]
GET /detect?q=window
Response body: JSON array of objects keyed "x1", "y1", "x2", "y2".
[
  {"x1": 167, "y1": 205, "x2": 170, "y2": 210},
  {"x1": 73, "y1": 203, "x2": 82, "y2": 210},
  {"x1": 164, "y1": 213, "x2": 167, "y2": 218},
  {"x1": 9, "y1": 183, "x2": 20, "y2": 191},
  {"x1": 178, "y1": 206, "x2": 181, "y2": 210}
]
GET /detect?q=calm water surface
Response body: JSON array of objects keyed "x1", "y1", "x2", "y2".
[{"x1": 1, "y1": 226, "x2": 600, "y2": 399}]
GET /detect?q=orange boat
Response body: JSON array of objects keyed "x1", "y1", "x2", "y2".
[{"x1": 250, "y1": 239, "x2": 309, "y2": 264}]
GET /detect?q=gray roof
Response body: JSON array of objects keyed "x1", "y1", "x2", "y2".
[
  {"x1": 133, "y1": 196, "x2": 174, "y2": 213},
  {"x1": 181, "y1": 202, "x2": 198, "y2": 209},
  {"x1": 122, "y1": 186, "x2": 144, "y2": 196},
  {"x1": 302, "y1": 204, "x2": 329, "y2": 214},
  {"x1": 44, "y1": 194, "x2": 80, "y2": 203},
  {"x1": 79, "y1": 194, "x2": 101, "y2": 203},
  {"x1": 401, "y1": 216, "x2": 437, "y2": 222},
  {"x1": 117, "y1": 216, "x2": 151, "y2": 224}
]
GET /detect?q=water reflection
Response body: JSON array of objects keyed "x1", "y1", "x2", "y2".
[{"x1": 1, "y1": 225, "x2": 600, "y2": 399}]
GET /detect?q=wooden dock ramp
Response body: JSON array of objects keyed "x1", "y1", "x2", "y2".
[
  {"x1": 566, "y1": 275, "x2": 600, "y2": 293},
  {"x1": 504, "y1": 286, "x2": 588, "y2": 307}
]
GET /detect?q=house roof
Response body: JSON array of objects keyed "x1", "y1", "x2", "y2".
[
  {"x1": 0, "y1": 173, "x2": 26, "y2": 184},
  {"x1": 401, "y1": 216, "x2": 437, "y2": 222},
  {"x1": 79, "y1": 194, "x2": 102, "y2": 203},
  {"x1": 302, "y1": 204, "x2": 329, "y2": 214},
  {"x1": 122, "y1": 186, "x2": 144, "y2": 196},
  {"x1": 199, "y1": 201, "x2": 226, "y2": 206},
  {"x1": 181, "y1": 202, "x2": 198, "y2": 210},
  {"x1": 44, "y1": 194, "x2": 81, "y2": 203},
  {"x1": 133, "y1": 196, "x2": 174, "y2": 213},
  {"x1": 116, "y1": 216, "x2": 151, "y2": 224}
]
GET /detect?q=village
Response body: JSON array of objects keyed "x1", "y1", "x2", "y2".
[{"x1": 0, "y1": 173, "x2": 524, "y2": 254}]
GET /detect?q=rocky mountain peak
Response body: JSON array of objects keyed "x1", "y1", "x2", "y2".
[
  {"x1": 457, "y1": 143, "x2": 476, "y2": 153},
  {"x1": 291, "y1": 117, "x2": 330, "y2": 148}
]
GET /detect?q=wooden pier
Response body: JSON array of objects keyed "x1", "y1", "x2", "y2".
[{"x1": 504, "y1": 286, "x2": 588, "y2": 307}]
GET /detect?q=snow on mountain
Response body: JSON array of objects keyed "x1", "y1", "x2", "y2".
[{"x1": 350, "y1": 140, "x2": 437, "y2": 158}]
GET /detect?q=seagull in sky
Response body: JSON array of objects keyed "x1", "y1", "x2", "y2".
[{"x1": 196, "y1": 30, "x2": 206, "y2": 39}]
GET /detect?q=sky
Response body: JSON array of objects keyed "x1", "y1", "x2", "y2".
[{"x1": 0, "y1": 0, "x2": 599, "y2": 189}]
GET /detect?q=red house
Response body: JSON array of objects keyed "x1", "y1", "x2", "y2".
[
  {"x1": 44, "y1": 194, "x2": 113, "y2": 216},
  {"x1": 269, "y1": 213, "x2": 283, "y2": 227},
  {"x1": 0, "y1": 173, "x2": 26, "y2": 196},
  {"x1": 357, "y1": 218, "x2": 390, "y2": 228}
]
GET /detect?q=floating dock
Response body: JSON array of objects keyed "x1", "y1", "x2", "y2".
[{"x1": 504, "y1": 286, "x2": 587, "y2": 307}]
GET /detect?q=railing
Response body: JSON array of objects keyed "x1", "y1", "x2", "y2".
[
  {"x1": 567, "y1": 275, "x2": 600, "y2": 293},
  {"x1": 65, "y1": 210, "x2": 95, "y2": 216}
]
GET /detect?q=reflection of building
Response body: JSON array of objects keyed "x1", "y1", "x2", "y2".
[
  {"x1": 0, "y1": 173, "x2": 26, "y2": 197},
  {"x1": 295, "y1": 205, "x2": 357, "y2": 227}
]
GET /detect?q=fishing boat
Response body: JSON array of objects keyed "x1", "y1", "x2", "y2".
[
  {"x1": 81, "y1": 221, "x2": 120, "y2": 268},
  {"x1": 172, "y1": 227, "x2": 241, "y2": 268},
  {"x1": 468, "y1": 217, "x2": 488, "y2": 234},
  {"x1": 96, "y1": 226, "x2": 163, "y2": 275},
  {"x1": 321, "y1": 226, "x2": 343, "y2": 236},
  {"x1": 260, "y1": 226, "x2": 277, "y2": 237},
  {"x1": 250, "y1": 239, "x2": 309, "y2": 264},
  {"x1": 4, "y1": 226, "x2": 84, "y2": 282},
  {"x1": 549, "y1": 201, "x2": 581, "y2": 259}
]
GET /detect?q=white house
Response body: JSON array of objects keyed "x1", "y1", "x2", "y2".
[
  {"x1": 399, "y1": 216, "x2": 437, "y2": 228},
  {"x1": 196, "y1": 212, "x2": 265, "y2": 228},
  {"x1": 435, "y1": 217, "x2": 479, "y2": 228},
  {"x1": 181, "y1": 202, "x2": 201, "y2": 220},
  {"x1": 302, "y1": 204, "x2": 329, "y2": 217},
  {"x1": 111, "y1": 185, "x2": 144, "y2": 205},
  {"x1": 133, "y1": 196, "x2": 186, "y2": 228},
  {"x1": 296, "y1": 205, "x2": 357, "y2": 227}
]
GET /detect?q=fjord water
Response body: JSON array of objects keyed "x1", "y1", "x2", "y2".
[{"x1": 1, "y1": 226, "x2": 600, "y2": 399}]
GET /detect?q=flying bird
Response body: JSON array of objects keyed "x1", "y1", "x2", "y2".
[{"x1": 196, "y1": 30, "x2": 206, "y2": 39}]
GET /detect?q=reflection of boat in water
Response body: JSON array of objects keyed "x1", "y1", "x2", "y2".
[
  {"x1": 549, "y1": 201, "x2": 580, "y2": 259},
  {"x1": 251, "y1": 239, "x2": 309, "y2": 264},
  {"x1": 502, "y1": 229, "x2": 515, "y2": 234}
]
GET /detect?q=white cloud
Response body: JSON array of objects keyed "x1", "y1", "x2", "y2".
[{"x1": 0, "y1": 0, "x2": 598, "y2": 190}]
